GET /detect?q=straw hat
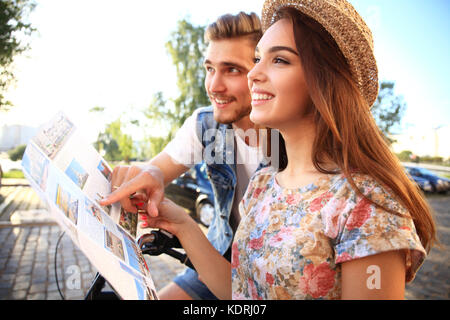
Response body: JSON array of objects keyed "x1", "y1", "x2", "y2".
[{"x1": 261, "y1": 0, "x2": 379, "y2": 108}]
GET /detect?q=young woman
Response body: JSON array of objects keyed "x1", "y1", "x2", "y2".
[{"x1": 144, "y1": 0, "x2": 437, "y2": 300}]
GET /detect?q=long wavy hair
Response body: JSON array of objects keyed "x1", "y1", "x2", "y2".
[{"x1": 275, "y1": 8, "x2": 437, "y2": 252}]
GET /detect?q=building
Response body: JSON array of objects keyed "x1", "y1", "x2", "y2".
[
  {"x1": 0, "y1": 124, "x2": 38, "y2": 152},
  {"x1": 390, "y1": 125, "x2": 450, "y2": 159}
]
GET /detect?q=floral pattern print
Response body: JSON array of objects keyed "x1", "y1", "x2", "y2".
[{"x1": 231, "y1": 167, "x2": 426, "y2": 300}]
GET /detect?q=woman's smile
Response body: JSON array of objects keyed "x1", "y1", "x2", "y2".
[{"x1": 251, "y1": 88, "x2": 275, "y2": 106}]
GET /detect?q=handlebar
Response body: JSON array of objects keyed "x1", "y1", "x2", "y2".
[{"x1": 138, "y1": 229, "x2": 196, "y2": 271}]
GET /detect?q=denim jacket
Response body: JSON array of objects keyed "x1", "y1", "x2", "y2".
[{"x1": 195, "y1": 106, "x2": 269, "y2": 255}]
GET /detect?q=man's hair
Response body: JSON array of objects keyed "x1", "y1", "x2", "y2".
[{"x1": 205, "y1": 12, "x2": 262, "y2": 44}]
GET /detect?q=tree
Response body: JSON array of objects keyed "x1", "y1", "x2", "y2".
[
  {"x1": 94, "y1": 119, "x2": 135, "y2": 163},
  {"x1": 7, "y1": 143, "x2": 25, "y2": 161},
  {"x1": 371, "y1": 81, "x2": 406, "y2": 144},
  {"x1": 0, "y1": 0, "x2": 36, "y2": 109},
  {"x1": 144, "y1": 18, "x2": 210, "y2": 155},
  {"x1": 396, "y1": 150, "x2": 413, "y2": 162},
  {"x1": 94, "y1": 121, "x2": 121, "y2": 162},
  {"x1": 90, "y1": 106, "x2": 137, "y2": 163},
  {"x1": 165, "y1": 18, "x2": 210, "y2": 126}
]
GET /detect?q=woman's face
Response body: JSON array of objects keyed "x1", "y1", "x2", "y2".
[{"x1": 248, "y1": 18, "x2": 311, "y2": 130}]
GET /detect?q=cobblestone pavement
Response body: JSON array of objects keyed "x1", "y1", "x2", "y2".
[
  {"x1": 0, "y1": 181, "x2": 187, "y2": 300},
  {"x1": 0, "y1": 180, "x2": 448, "y2": 300},
  {"x1": 0, "y1": 224, "x2": 186, "y2": 300}
]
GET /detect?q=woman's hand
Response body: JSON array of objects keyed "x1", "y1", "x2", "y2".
[{"x1": 142, "y1": 197, "x2": 196, "y2": 237}]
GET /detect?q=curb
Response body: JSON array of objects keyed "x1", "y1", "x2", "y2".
[{"x1": 0, "y1": 220, "x2": 58, "y2": 228}]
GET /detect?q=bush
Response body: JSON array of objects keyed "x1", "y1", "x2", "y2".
[
  {"x1": 2, "y1": 169, "x2": 24, "y2": 179},
  {"x1": 7, "y1": 144, "x2": 26, "y2": 161},
  {"x1": 420, "y1": 155, "x2": 444, "y2": 164},
  {"x1": 396, "y1": 150, "x2": 413, "y2": 162}
]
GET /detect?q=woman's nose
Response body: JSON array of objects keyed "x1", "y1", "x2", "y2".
[{"x1": 247, "y1": 62, "x2": 265, "y2": 84}]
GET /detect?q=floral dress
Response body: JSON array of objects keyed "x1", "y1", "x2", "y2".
[{"x1": 231, "y1": 166, "x2": 426, "y2": 300}]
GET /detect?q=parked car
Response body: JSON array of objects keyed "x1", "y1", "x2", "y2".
[
  {"x1": 408, "y1": 174, "x2": 433, "y2": 193},
  {"x1": 164, "y1": 163, "x2": 215, "y2": 227},
  {"x1": 405, "y1": 166, "x2": 450, "y2": 193}
]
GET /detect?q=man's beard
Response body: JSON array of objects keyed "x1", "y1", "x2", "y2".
[{"x1": 213, "y1": 103, "x2": 252, "y2": 124}]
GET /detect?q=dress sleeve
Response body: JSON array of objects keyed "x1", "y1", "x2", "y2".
[{"x1": 334, "y1": 181, "x2": 427, "y2": 283}]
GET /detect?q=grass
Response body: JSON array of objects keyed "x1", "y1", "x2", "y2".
[{"x1": 2, "y1": 169, "x2": 25, "y2": 179}]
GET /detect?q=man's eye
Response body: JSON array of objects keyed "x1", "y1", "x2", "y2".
[
  {"x1": 206, "y1": 66, "x2": 214, "y2": 72},
  {"x1": 229, "y1": 67, "x2": 240, "y2": 73}
]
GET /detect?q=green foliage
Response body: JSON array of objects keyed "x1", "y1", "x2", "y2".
[
  {"x1": 94, "y1": 118, "x2": 135, "y2": 163},
  {"x1": 2, "y1": 169, "x2": 24, "y2": 178},
  {"x1": 90, "y1": 106, "x2": 137, "y2": 163},
  {"x1": 0, "y1": 0, "x2": 36, "y2": 109},
  {"x1": 136, "y1": 135, "x2": 168, "y2": 161},
  {"x1": 396, "y1": 150, "x2": 413, "y2": 162},
  {"x1": 148, "y1": 136, "x2": 169, "y2": 159},
  {"x1": 144, "y1": 18, "x2": 209, "y2": 155},
  {"x1": 165, "y1": 19, "x2": 210, "y2": 124},
  {"x1": 371, "y1": 81, "x2": 406, "y2": 144},
  {"x1": 419, "y1": 155, "x2": 445, "y2": 164},
  {"x1": 89, "y1": 106, "x2": 105, "y2": 113},
  {"x1": 7, "y1": 143, "x2": 26, "y2": 160},
  {"x1": 396, "y1": 150, "x2": 450, "y2": 167}
]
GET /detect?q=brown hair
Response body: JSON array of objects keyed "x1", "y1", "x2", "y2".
[
  {"x1": 205, "y1": 12, "x2": 262, "y2": 44},
  {"x1": 275, "y1": 8, "x2": 438, "y2": 252}
]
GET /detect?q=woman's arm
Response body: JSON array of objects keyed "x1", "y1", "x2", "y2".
[
  {"x1": 145, "y1": 198, "x2": 232, "y2": 300},
  {"x1": 341, "y1": 250, "x2": 406, "y2": 300},
  {"x1": 177, "y1": 218, "x2": 232, "y2": 299}
]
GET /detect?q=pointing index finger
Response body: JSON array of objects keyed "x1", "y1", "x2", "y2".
[{"x1": 99, "y1": 181, "x2": 140, "y2": 206}]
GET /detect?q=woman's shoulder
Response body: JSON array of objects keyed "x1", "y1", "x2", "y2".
[{"x1": 331, "y1": 172, "x2": 407, "y2": 212}]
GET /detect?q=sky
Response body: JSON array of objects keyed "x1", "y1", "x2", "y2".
[{"x1": 1, "y1": 0, "x2": 449, "y2": 143}]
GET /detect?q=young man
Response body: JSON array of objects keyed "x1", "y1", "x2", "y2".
[{"x1": 101, "y1": 12, "x2": 267, "y2": 300}]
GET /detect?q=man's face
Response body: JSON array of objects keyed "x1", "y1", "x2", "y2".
[{"x1": 204, "y1": 37, "x2": 256, "y2": 124}]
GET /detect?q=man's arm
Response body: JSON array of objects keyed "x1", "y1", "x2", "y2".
[{"x1": 149, "y1": 151, "x2": 190, "y2": 187}]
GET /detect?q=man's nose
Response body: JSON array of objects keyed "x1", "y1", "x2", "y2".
[{"x1": 208, "y1": 74, "x2": 226, "y2": 93}]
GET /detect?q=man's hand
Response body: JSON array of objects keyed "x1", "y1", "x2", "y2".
[{"x1": 99, "y1": 164, "x2": 165, "y2": 218}]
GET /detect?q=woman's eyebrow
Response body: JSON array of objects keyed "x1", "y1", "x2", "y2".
[{"x1": 255, "y1": 45, "x2": 299, "y2": 56}]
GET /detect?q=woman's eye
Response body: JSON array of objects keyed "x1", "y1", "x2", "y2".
[
  {"x1": 274, "y1": 57, "x2": 289, "y2": 64},
  {"x1": 254, "y1": 57, "x2": 261, "y2": 64}
]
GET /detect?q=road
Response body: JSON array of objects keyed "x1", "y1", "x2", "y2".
[{"x1": 404, "y1": 194, "x2": 450, "y2": 299}]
